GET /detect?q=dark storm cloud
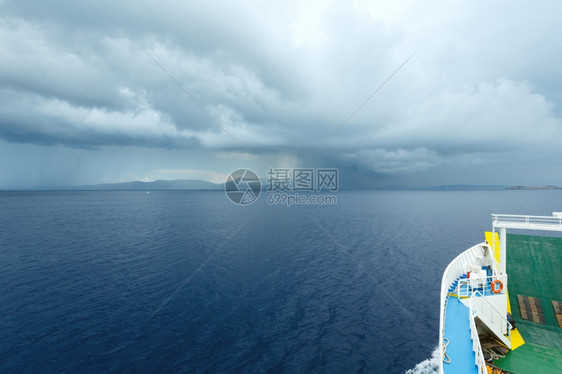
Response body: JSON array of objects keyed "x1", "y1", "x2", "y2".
[
  {"x1": 0, "y1": 1, "x2": 300, "y2": 150},
  {"x1": 1, "y1": 0, "x2": 562, "y2": 188}
]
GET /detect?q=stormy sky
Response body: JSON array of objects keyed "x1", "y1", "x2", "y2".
[{"x1": 1, "y1": 0, "x2": 561, "y2": 189}]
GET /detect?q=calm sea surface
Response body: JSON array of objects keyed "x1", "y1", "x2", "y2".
[{"x1": 1, "y1": 190, "x2": 560, "y2": 373}]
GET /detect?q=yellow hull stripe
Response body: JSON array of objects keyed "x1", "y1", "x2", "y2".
[{"x1": 484, "y1": 232, "x2": 525, "y2": 350}]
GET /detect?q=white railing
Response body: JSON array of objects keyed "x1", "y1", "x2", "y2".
[
  {"x1": 492, "y1": 214, "x2": 562, "y2": 231},
  {"x1": 440, "y1": 246, "x2": 479, "y2": 333},
  {"x1": 458, "y1": 274, "x2": 507, "y2": 298},
  {"x1": 470, "y1": 290, "x2": 512, "y2": 339},
  {"x1": 468, "y1": 305, "x2": 487, "y2": 374},
  {"x1": 439, "y1": 243, "x2": 490, "y2": 373},
  {"x1": 468, "y1": 290, "x2": 512, "y2": 374}
]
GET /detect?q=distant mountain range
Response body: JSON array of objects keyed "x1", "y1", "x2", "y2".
[
  {"x1": 430, "y1": 184, "x2": 509, "y2": 190},
  {"x1": 75, "y1": 179, "x2": 223, "y2": 191},
  {"x1": 506, "y1": 185, "x2": 561, "y2": 190}
]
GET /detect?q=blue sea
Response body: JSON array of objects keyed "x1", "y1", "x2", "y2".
[{"x1": 1, "y1": 190, "x2": 560, "y2": 373}]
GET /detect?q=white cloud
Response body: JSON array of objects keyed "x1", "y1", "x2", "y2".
[
  {"x1": 292, "y1": 0, "x2": 334, "y2": 46},
  {"x1": 0, "y1": 89, "x2": 192, "y2": 144},
  {"x1": 360, "y1": 79, "x2": 562, "y2": 152}
]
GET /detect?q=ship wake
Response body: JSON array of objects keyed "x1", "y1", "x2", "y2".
[{"x1": 404, "y1": 346, "x2": 439, "y2": 374}]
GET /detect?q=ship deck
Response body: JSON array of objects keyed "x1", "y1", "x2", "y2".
[{"x1": 492, "y1": 234, "x2": 562, "y2": 374}]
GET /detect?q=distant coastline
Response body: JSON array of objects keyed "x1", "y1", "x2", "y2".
[
  {"x1": 2, "y1": 180, "x2": 561, "y2": 191},
  {"x1": 506, "y1": 185, "x2": 561, "y2": 190},
  {"x1": 76, "y1": 179, "x2": 223, "y2": 191},
  {"x1": 0, "y1": 179, "x2": 223, "y2": 191},
  {"x1": 427, "y1": 184, "x2": 561, "y2": 191}
]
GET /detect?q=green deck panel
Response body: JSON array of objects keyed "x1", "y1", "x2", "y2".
[
  {"x1": 493, "y1": 343, "x2": 562, "y2": 374},
  {"x1": 505, "y1": 234, "x2": 562, "y2": 345},
  {"x1": 514, "y1": 320, "x2": 562, "y2": 350},
  {"x1": 496, "y1": 234, "x2": 562, "y2": 372}
]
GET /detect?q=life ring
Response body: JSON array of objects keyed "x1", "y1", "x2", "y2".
[{"x1": 491, "y1": 279, "x2": 503, "y2": 294}]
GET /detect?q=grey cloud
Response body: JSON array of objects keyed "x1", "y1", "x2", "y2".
[
  {"x1": 344, "y1": 148, "x2": 441, "y2": 175},
  {"x1": 1, "y1": 0, "x2": 562, "y2": 187}
]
